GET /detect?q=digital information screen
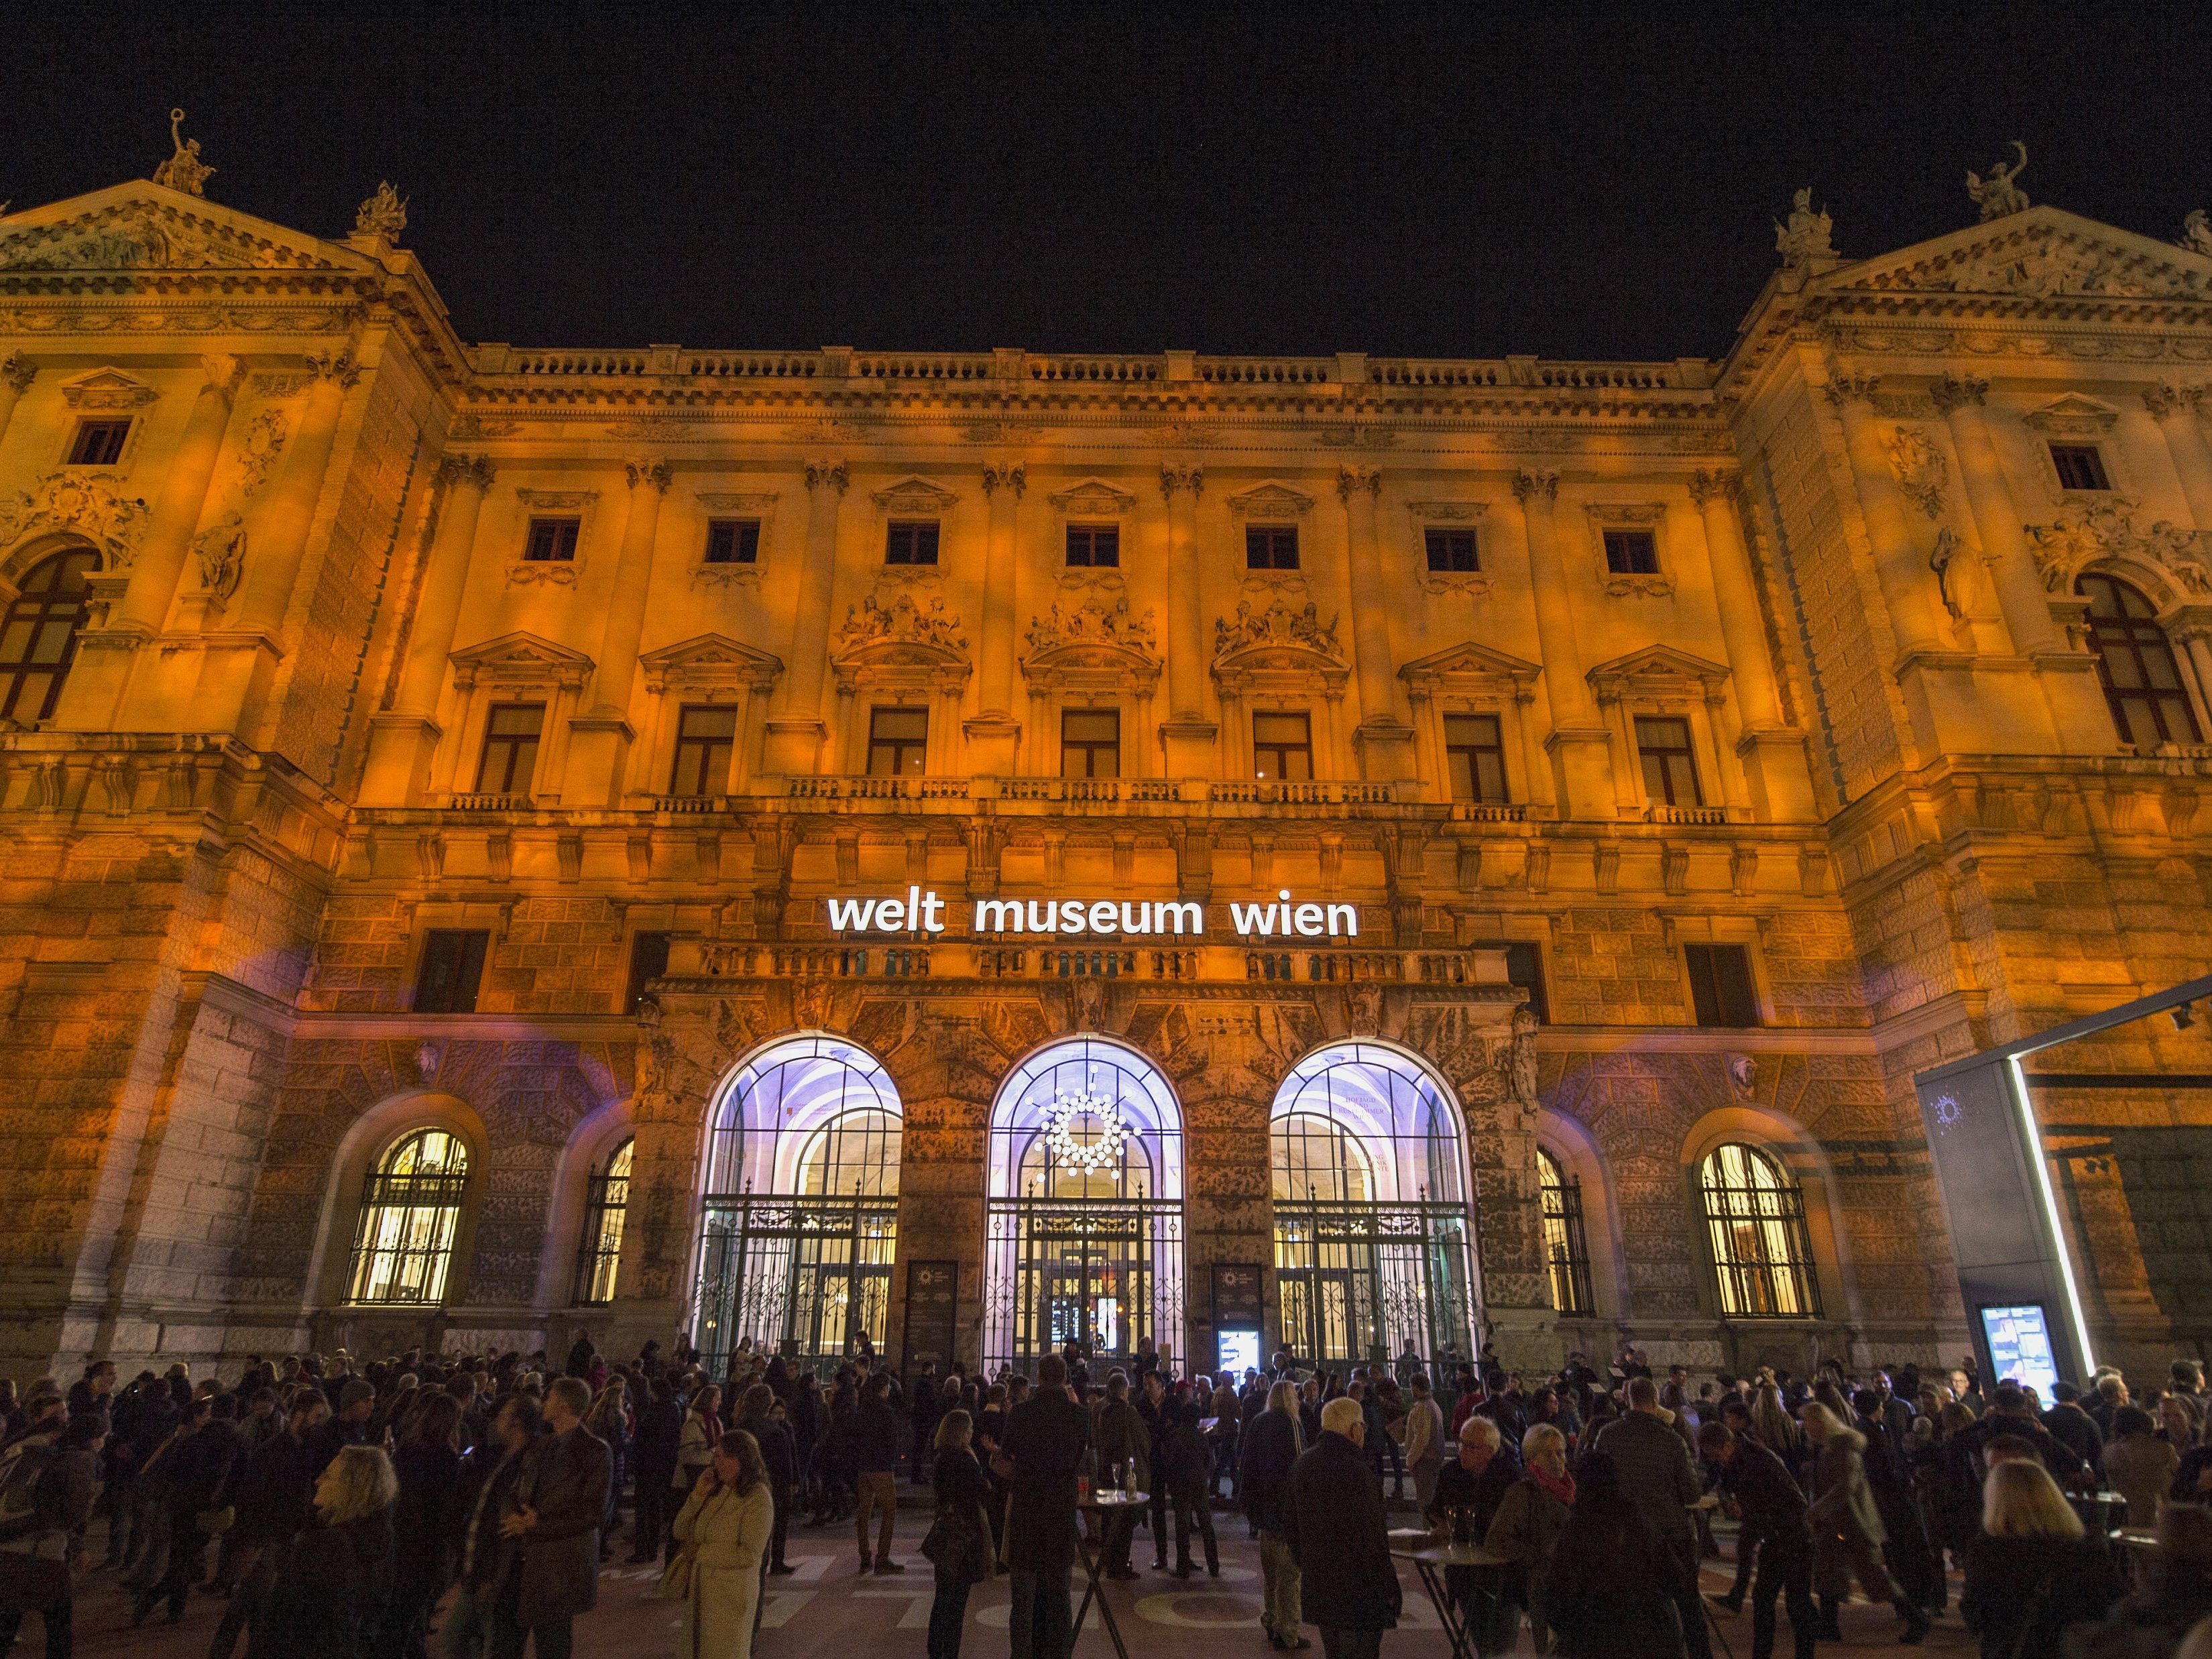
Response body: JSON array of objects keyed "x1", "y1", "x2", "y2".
[
  {"x1": 1980, "y1": 1303, "x2": 2062, "y2": 1401},
  {"x1": 1216, "y1": 1328, "x2": 1260, "y2": 1376}
]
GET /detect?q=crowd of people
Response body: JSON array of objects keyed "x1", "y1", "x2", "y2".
[{"x1": 1, "y1": 1334, "x2": 2211, "y2": 1659}]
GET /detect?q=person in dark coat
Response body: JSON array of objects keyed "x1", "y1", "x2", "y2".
[
  {"x1": 628, "y1": 1377, "x2": 683, "y2": 1564},
  {"x1": 490, "y1": 1377, "x2": 609, "y2": 1659},
  {"x1": 131, "y1": 1394, "x2": 243, "y2": 1626},
  {"x1": 1163, "y1": 1395, "x2": 1219, "y2": 1577},
  {"x1": 1428, "y1": 1415, "x2": 1520, "y2": 1656},
  {"x1": 1135, "y1": 1371, "x2": 1173, "y2": 1571},
  {"x1": 1285, "y1": 1395, "x2": 1399, "y2": 1659},
  {"x1": 1091, "y1": 1371, "x2": 1151, "y2": 1580},
  {"x1": 1851, "y1": 1389, "x2": 1941, "y2": 1615},
  {"x1": 245, "y1": 1444, "x2": 397, "y2": 1659},
  {"x1": 386, "y1": 1393, "x2": 465, "y2": 1659},
  {"x1": 909, "y1": 1364, "x2": 943, "y2": 1486},
  {"x1": 1545, "y1": 1450, "x2": 1687, "y2": 1659},
  {"x1": 1702, "y1": 1422, "x2": 1816, "y2": 1659},
  {"x1": 738, "y1": 1383, "x2": 798, "y2": 1575},
  {"x1": 926, "y1": 1410, "x2": 992, "y2": 1659},
  {"x1": 1242, "y1": 1380, "x2": 1307, "y2": 1652},
  {"x1": 1961, "y1": 1459, "x2": 2121, "y2": 1659},
  {"x1": 1000, "y1": 1354, "x2": 1088, "y2": 1659},
  {"x1": 209, "y1": 1392, "x2": 330, "y2": 1659},
  {"x1": 446, "y1": 1393, "x2": 542, "y2": 1659},
  {"x1": 0, "y1": 1409, "x2": 104, "y2": 1659},
  {"x1": 1592, "y1": 1376, "x2": 1710, "y2": 1659}
]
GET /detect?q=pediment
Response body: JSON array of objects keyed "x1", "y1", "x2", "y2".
[
  {"x1": 1818, "y1": 206, "x2": 2212, "y2": 303},
  {"x1": 1212, "y1": 597, "x2": 1346, "y2": 672},
  {"x1": 1586, "y1": 644, "x2": 1731, "y2": 693},
  {"x1": 638, "y1": 632, "x2": 783, "y2": 683},
  {"x1": 869, "y1": 475, "x2": 961, "y2": 514},
  {"x1": 0, "y1": 183, "x2": 368, "y2": 275},
  {"x1": 58, "y1": 367, "x2": 159, "y2": 410},
  {"x1": 2022, "y1": 394, "x2": 2119, "y2": 435},
  {"x1": 1047, "y1": 477, "x2": 1141, "y2": 515},
  {"x1": 448, "y1": 630, "x2": 594, "y2": 678},
  {"x1": 1399, "y1": 640, "x2": 1542, "y2": 688},
  {"x1": 1224, "y1": 480, "x2": 1316, "y2": 519}
]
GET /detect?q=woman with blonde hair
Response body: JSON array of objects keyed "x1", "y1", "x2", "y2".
[
  {"x1": 1485, "y1": 1422, "x2": 1574, "y2": 1653},
  {"x1": 671, "y1": 1426, "x2": 774, "y2": 1658},
  {"x1": 1242, "y1": 1379, "x2": 1308, "y2": 1652},
  {"x1": 1800, "y1": 1399, "x2": 1928, "y2": 1644},
  {"x1": 246, "y1": 1444, "x2": 397, "y2": 1659},
  {"x1": 923, "y1": 1410, "x2": 990, "y2": 1659},
  {"x1": 1749, "y1": 1382, "x2": 1803, "y2": 1477},
  {"x1": 1960, "y1": 1458, "x2": 2121, "y2": 1659}
]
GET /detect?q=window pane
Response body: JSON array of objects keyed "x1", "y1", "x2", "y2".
[
  {"x1": 705, "y1": 519, "x2": 760, "y2": 563},
  {"x1": 524, "y1": 518, "x2": 579, "y2": 561},
  {"x1": 1604, "y1": 530, "x2": 1659, "y2": 574},
  {"x1": 416, "y1": 929, "x2": 491, "y2": 1014},
  {"x1": 625, "y1": 932, "x2": 671, "y2": 1014}
]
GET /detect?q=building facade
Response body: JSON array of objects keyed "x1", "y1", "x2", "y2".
[{"x1": 6, "y1": 157, "x2": 2212, "y2": 1385}]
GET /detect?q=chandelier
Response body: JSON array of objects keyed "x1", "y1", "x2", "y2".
[{"x1": 1045, "y1": 1072, "x2": 1130, "y2": 1176}]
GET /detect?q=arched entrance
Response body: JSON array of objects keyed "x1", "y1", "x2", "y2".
[
  {"x1": 983, "y1": 1037, "x2": 1185, "y2": 1375},
  {"x1": 1269, "y1": 1041, "x2": 1476, "y2": 1370},
  {"x1": 691, "y1": 1034, "x2": 901, "y2": 1375}
]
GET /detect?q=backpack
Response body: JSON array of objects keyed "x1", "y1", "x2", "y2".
[{"x1": 0, "y1": 1435, "x2": 58, "y2": 1540}]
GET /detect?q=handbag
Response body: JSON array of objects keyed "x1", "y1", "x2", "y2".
[
  {"x1": 653, "y1": 1542, "x2": 698, "y2": 1601},
  {"x1": 194, "y1": 1504, "x2": 236, "y2": 1536}
]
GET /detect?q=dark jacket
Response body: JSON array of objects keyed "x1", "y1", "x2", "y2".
[
  {"x1": 1718, "y1": 1438, "x2": 1809, "y2": 1558},
  {"x1": 1961, "y1": 1534, "x2": 2123, "y2": 1659},
  {"x1": 1959, "y1": 1412, "x2": 2091, "y2": 1490},
  {"x1": 498, "y1": 1424, "x2": 610, "y2": 1626},
  {"x1": 1286, "y1": 1430, "x2": 1401, "y2": 1632},
  {"x1": 1545, "y1": 1487, "x2": 1687, "y2": 1659},
  {"x1": 245, "y1": 1509, "x2": 395, "y2": 1659},
  {"x1": 632, "y1": 1394, "x2": 684, "y2": 1483},
  {"x1": 1093, "y1": 1398, "x2": 1150, "y2": 1488},
  {"x1": 390, "y1": 1439, "x2": 463, "y2": 1596},
  {"x1": 1001, "y1": 1388, "x2": 1089, "y2": 1571},
  {"x1": 1163, "y1": 1407, "x2": 1214, "y2": 1495},
  {"x1": 739, "y1": 1411, "x2": 798, "y2": 1491},
  {"x1": 2042, "y1": 1404, "x2": 2105, "y2": 1477},
  {"x1": 1239, "y1": 1407, "x2": 1301, "y2": 1533},
  {"x1": 851, "y1": 1397, "x2": 903, "y2": 1475},
  {"x1": 233, "y1": 1429, "x2": 320, "y2": 1548},
  {"x1": 455, "y1": 1442, "x2": 528, "y2": 1591},
  {"x1": 158, "y1": 1418, "x2": 243, "y2": 1512},
  {"x1": 1590, "y1": 1410, "x2": 1700, "y2": 1547}
]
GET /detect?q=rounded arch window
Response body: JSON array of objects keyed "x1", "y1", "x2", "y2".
[
  {"x1": 1538, "y1": 1147, "x2": 1594, "y2": 1317},
  {"x1": 1698, "y1": 1141, "x2": 1820, "y2": 1319},
  {"x1": 573, "y1": 1136, "x2": 632, "y2": 1306},
  {"x1": 347, "y1": 1127, "x2": 471, "y2": 1305},
  {"x1": 0, "y1": 549, "x2": 99, "y2": 724},
  {"x1": 703, "y1": 1034, "x2": 902, "y2": 1198},
  {"x1": 1269, "y1": 1041, "x2": 1466, "y2": 1206},
  {"x1": 2077, "y1": 573, "x2": 2201, "y2": 747}
]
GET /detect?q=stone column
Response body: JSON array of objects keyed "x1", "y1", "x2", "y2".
[
  {"x1": 1158, "y1": 463, "x2": 1218, "y2": 775},
  {"x1": 1514, "y1": 469, "x2": 1615, "y2": 819},
  {"x1": 1690, "y1": 471, "x2": 1814, "y2": 820},
  {"x1": 965, "y1": 460, "x2": 1025, "y2": 774},
  {"x1": 2146, "y1": 383, "x2": 2212, "y2": 528},
  {"x1": 1823, "y1": 371, "x2": 1945, "y2": 656},
  {"x1": 763, "y1": 459, "x2": 845, "y2": 775},
  {"x1": 232, "y1": 351, "x2": 355, "y2": 635},
  {"x1": 565, "y1": 457, "x2": 671, "y2": 805},
  {"x1": 1339, "y1": 465, "x2": 1415, "y2": 783},
  {"x1": 359, "y1": 455, "x2": 495, "y2": 805},
  {"x1": 53, "y1": 354, "x2": 243, "y2": 732},
  {"x1": 0, "y1": 353, "x2": 36, "y2": 450}
]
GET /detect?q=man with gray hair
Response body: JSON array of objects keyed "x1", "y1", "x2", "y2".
[{"x1": 1287, "y1": 1396, "x2": 1399, "y2": 1659}]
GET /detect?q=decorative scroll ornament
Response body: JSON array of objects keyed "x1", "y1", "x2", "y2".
[
  {"x1": 238, "y1": 407, "x2": 288, "y2": 496},
  {"x1": 835, "y1": 591, "x2": 968, "y2": 656},
  {"x1": 1046, "y1": 1074, "x2": 1130, "y2": 1177},
  {"x1": 353, "y1": 182, "x2": 408, "y2": 245},
  {"x1": 1213, "y1": 597, "x2": 1343, "y2": 659},
  {"x1": 0, "y1": 471, "x2": 151, "y2": 566},
  {"x1": 2026, "y1": 499, "x2": 2212, "y2": 597},
  {"x1": 1966, "y1": 140, "x2": 2029, "y2": 223},
  {"x1": 1886, "y1": 425, "x2": 1949, "y2": 519},
  {"x1": 1773, "y1": 188, "x2": 1835, "y2": 267},
  {"x1": 1025, "y1": 593, "x2": 1157, "y2": 656},
  {"x1": 152, "y1": 109, "x2": 215, "y2": 198}
]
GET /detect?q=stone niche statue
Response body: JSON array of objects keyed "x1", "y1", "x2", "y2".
[
  {"x1": 1966, "y1": 141, "x2": 2030, "y2": 222},
  {"x1": 1773, "y1": 188, "x2": 1835, "y2": 266},
  {"x1": 152, "y1": 109, "x2": 215, "y2": 198}
]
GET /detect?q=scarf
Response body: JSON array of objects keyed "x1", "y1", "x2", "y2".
[
  {"x1": 695, "y1": 1406, "x2": 721, "y2": 1448},
  {"x1": 1531, "y1": 1465, "x2": 1576, "y2": 1509}
]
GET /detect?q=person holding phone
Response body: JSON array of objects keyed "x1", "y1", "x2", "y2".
[{"x1": 671, "y1": 1429, "x2": 774, "y2": 1659}]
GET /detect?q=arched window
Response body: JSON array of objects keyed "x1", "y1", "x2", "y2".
[
  {"x1": 2078, "y1": 573, "x2": 2201, "y2": 747},
  {"x1": 985, "y1": 1037, "x2": 1185, "y2": 1372},
  {"x1": 1538, "y1": 1148, "x2": 1593, "y2": 1317},
  {"x1": 0, "y1": 549, "x2": 98, "y2": 724},
  {"x1": 1698, "y1": 1142, "x2": 1820, "y2": 1319},
  {"x1": 1269, "y1": 1042, "x2": 1476, "y2": 1369},
  {"x1": 694, "y1": 1035, "x2": 901, "y2": 1374},
  {"x1": 572, "y1": 1137, "x2": 633, "y2": 1306},
  {"x1": 347, "y1": 1129, "x2": 471, "y2": 1304}
]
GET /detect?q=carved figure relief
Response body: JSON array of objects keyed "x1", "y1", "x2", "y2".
[
  {"x1": 835, "y1": 591, "x2": 969, "y2": 658},
  {"x1": 2182, "y1": 210, "x2": 2212, "y2": 260},
  {"x1": 1886, "y1": 425, "x2": 1949, "y2": 518},
  {"x1": 0, "y1": 471, "x2": 150, "y2": 566},
  {"x1": 238, "y1": 407, "x2": 289, "y2": 496},
  {"x1": 2026, "y1": 499, "x2": 2212, "y2": 597},
  {"x1": 1024, "y1": 594, "x2": 1157, "y2": 656},
  {"x1": 353, "y1": 182, "x2": 408, "y2": 244},
  {"x1": 192, "y1": 512, "x2": 247, "y2": 599},
  {"x1": 1213, "y1": 597, "x2": 1343, "y2": 661}
]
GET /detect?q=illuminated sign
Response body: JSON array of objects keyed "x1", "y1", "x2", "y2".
[
  {"x1": 1979, "y1": 1303, "x2": 2062, "y2": 1401},
  {"x1": 823, "y1": 886, "x2": 1358, "y2": 939}
]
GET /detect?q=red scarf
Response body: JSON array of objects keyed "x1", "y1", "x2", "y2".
[
  {"x1": 695, "y1": 1406, "x2": 721, "y2": 1447},
  {"x1": 1531, "y1": 1466, "x2": 1576, "y2": 1509}
]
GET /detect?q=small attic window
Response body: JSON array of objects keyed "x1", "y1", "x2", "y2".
[{"x1": 2049, "y1": 444, "x2": 2111, "y2": 492}]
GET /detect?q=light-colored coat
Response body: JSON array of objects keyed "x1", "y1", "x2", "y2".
[
  {"x1": 673, "y1": 1478, "x2": 774, "y2": 1659},
  {"x1": 1403, "y1": 1395, "x2": 1445, "y2": 1471}
]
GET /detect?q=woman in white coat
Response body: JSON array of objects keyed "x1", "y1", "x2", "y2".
[{"x1": 673, "y1": 1428, "x2": 775, "y2": 1659}]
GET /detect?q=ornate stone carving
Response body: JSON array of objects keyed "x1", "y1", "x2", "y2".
[
  {"x1": 1821, "y1": 369, "x2": 1880, "y2": 408},
  {"x1": 353, "y1": 182, "x2": 408, "y2": 245},
  {"x1": 306, "y1": 349, "x2": 360, "y2": 388},
  {"x1": 603, "y1": 414, "x2": 687, "y2": 440},
  {"x1": 2143, "y1": 382, "x2": 2203, "y2": 420},
  {"x1": 1929, "y1": 526, "x2": 1970, "y2": 620},
  {"x1": 0, "y1": 354, "x2": 34, "y2": 394},
  {"x1": 1886, "y1": 426, "x2": 1949, "y2": 518},
  {"x1": 2023, "y1": 394, "x2": 2119, "y2": 438},
  {"x1": 1929, "y1": 373, "x2": 1988, "y2": 414},
  {"x1": 871, "y1": 475, "x2": 958, "y2": 514},
  {"x1": 1887, "y1": 226, "x2": 2207, "y2": 301},
  {"x1": 803, "y1": 459, "x2": 849, "y2": 495},
  {"x1": 2182, "y1": 211, "x2": 2212, "y2": 260},
  {"x1": 1225, "y1": 481, "x2": 1314, "y2": 519},
  {"x1": 192, "y1": 512, "x2": 247, "y2": 599},
  {"x1": 2026, "y1": 499, "x2": 2212, "y2": 597},
  {"x1": 447, "y1": 412, "x2": 520, "y2": 441},
  {"x1": 1774, "y1": 188, "x2": 1835, "y2": 266},
  {"x1": 0, "y1": 209, "x2": 310, "y2": 273},
  {"x1": 835, "y1": 591, "x2": 968, "y2": 657},
  {"x1": 152, "y1": 109, "x2": 215, "y2": 198},
  {"x1": 1510, "y1": 469, "x2": 1559, "y2": 504},
  {"x1": 58, "y1": 367, "x2": 157, "y2": 410},
  {"x1": 238, "y1": 407, "x2": 288, "y2": 496},
  {"x1": 0, "y1": 471, "x2": 150, "y2": 565},
  {"x1": 506, "y1": 559, "x2": 578, "y2": 588},
  {"x1": 981, "y1": 461, "x2": 1025, "y2": 498},
  {"x1": 1336, "y1": 465, "x2": 1381, "y2": 501},
  {"x1": 1686, "y1": 471, "x2": 1743, "y2": 509},
  {"x1": 1024, "y1": 593, "x2": 1157, "y2": 656},
  {"x1": 1158, "y1": 463, "x2": 1204, "y2": 499},
  {"x1": 624, "y1": 457, "x2": 673, "y2": 493},
  {"x1": 1966, "y1": 141, "x2": 2029, "y2": 222},
  {"x1": 436, "y1": 454, "x2": 496, "y2": 494},
  {"x1": 1213, "y1": 597, "x2": 1343, "y2": 661}
]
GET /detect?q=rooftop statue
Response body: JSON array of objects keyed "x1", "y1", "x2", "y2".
[
  {"x1": 152, "y1": 108, "x2": 214, "y2": 198},
  {"x1": 1966, "y1": 140, "x2": 2029, "y2": 222},
  {"x1": 2181, "y1": 209, "x2": 2212, "y2": 259},
  {"x1": 1773, "y1": 188, "x2": 1835, "y2": 266},
  {"x1": 353, "y1": 182, "x2": 408, "y2": 245}
]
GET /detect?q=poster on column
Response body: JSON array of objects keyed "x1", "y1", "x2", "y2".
[
  {"x1": 1212, "y1": 1263, "x2": 1264, "y2": 1374},
  {"x1": 900, "y1": 1260, "x2": 959, "y2": 1378}
]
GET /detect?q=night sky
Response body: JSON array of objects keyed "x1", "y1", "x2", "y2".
[{"x1": 12, "y1": 3, "x2": 2212, "y2": 362}]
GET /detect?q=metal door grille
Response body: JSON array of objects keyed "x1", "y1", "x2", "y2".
[
  {"x1": 1272, "y1": 1199, "x2": 1474, "y2": 1369},
  {"x1": 693, "y1": 1192, "x2": 898, "y2": 1377},
  {"x1": 984, "y1": 1197, "x2": 1183, "y2": 1376}
]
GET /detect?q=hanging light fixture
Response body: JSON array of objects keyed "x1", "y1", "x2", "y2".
[{"x1": 1046, "y1": 1068, "x2": 1130, "y2": 1176}]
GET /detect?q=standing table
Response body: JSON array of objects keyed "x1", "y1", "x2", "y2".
[
  {"x1": 1072, "y1": 1489, "x2": 1149, "y2": 1659},
  {"x1": 1391, "y1": 1540, "x2": 1508, "y2": 1659}
]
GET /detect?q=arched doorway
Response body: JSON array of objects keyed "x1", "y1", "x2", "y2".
[
  {"x1": 1269, "y1": 1041, "x2": 1476, "y2": 1370},
  {"x1": 691, "y1": 1034, "x2": 902, "y2": 1375},
  {"x1": 984, "y1": 1037, "x2": 1185, "y2": 1375}
]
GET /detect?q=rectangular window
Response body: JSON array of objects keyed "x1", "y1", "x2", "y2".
[
  {"x1": 1603, "y1": 528, "x2": 1660, "y2": 575},
  {"x1": 1245, "y1": 525, "x2": 1300, "y2": 570},
  {"x1": 703, "y1": 518, "x2": 760, "y2": 564},
  {"x1": 415, "y1": 929, "x2": 490, "y2": 1014},
  {"x1": 1443, "y1": 712, "x2": 1507, "y2": 802},
  {"x1": 523, "y1": 517, "x2": 581, "y2": 562},
  {"x1": 1635, "y1": 715, "x2": 1701, "y2": 806},
  {"x1": 66, "y1": 419, "x2": 131, "y2": 467},
  {"x1": 1474, "y1": 940, "x2": 1550, "y2": 1025},
  {"x1": 668, "y1": 703, "x2": 738, "y2": 796},
  {"x1": 2050, "y1": 443, "x2": 2112, "y2": 492},
  {"x1": 1253, "y1": 711, "x2": 1314, "y2": 781},
  {"x1": 1065, "y1": 524, "x2": 1120, "y2": 567},
  {"x1": 866, "y1": 705, "x2": 929, "y2": 775},
  {"x1": 1060, "y1": 707, "x2": 1120, "y2": 777},
  {"x1": 1685, "y1": 943, "x2": 1760, "y2": 1028},
  {"x1": 1425, "y1": 527, "x2": 1480, "y2": 573},
  {"x1": 885, "y1": 520, "x2": 940, "y2": 565},
  {"x1": 475, "y1": 702, "x2": 544, "y2": 795},
  {"x1": 624, "y1": 931, "x2": 671, "y2": 1015}
]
